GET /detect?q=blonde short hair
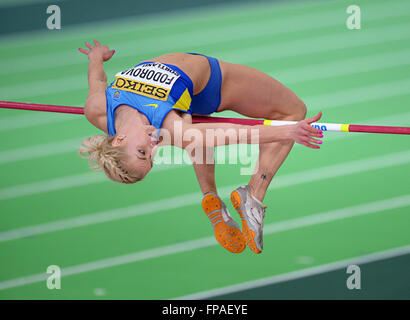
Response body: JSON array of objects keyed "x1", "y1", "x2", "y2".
[{"x1": 78, "y1": 135, "x2": 143, "y2": 184}]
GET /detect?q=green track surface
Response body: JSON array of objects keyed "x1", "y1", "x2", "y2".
[{"x1": 0, "y1": 0, "x2": 409, "y2": 299}]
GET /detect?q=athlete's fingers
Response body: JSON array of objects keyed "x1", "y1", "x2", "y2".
[
  {"x1": 93, "y1": 40, "x2": 101, "y2": 47},
  {"x1": 85, "y1": 42, "x2": 94, "y2": 50},
  {"x1": 102, "y1": 49, "x2": 115, "y2": 61},
  {"x1": 304, "y1": 123, "x2": 322, "y2": 135},
  {"x1": 302, "y1": 141, "x2": 319, "y2": 149},
  {"x1": 301, "y1": 125, "x2": 321, "y2": 137},
  {"x1": 300, "y1": 118, "x2": 320, "y2": 132},
  {"x1": 78, "y1": 48, "x2": 89, "y2": 55},
  {"x1": 310, "y1": 130, "x2": 323, "y2": 138},
  {"x1": 305, "y1": 111, "x2": 322, "y2": 124},
  {"x1": 305, "y1": 141, "x2": 321, "y2": 149},
  {"x1": 308, "y1": 137, "x2": 323, "y2": 145},
  {"x1": 299, "y1": 137, "x2": 321, "y2": 149}
]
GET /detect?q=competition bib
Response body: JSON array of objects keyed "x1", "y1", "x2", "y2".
[{"x1": 112, "y1": 62, "x2": 180, "y2": 101}]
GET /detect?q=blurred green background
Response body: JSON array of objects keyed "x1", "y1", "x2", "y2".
[{"x1": 0, "y1": 0, "x2": 409, "y2": 299}]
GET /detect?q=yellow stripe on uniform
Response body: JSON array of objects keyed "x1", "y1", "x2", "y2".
[
  {"x1": 263, "y1": 120, "x2": 272, "y2": 126},
  {"x1": 341, "y1": 124, "x2": 350, "y2": 132},
  {"x1": 173, "y1": 88, "x2": 192, "y2": 112}
]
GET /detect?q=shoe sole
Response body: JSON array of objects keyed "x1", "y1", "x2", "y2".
[
  {"x1": 202, "y1": 194, "x2": 246, "y2": 253},
  {"x1": 230, "y1": 190, "x2": 262, "y2": 254}
]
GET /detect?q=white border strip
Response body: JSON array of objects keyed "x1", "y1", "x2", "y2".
[
  {"x1": 175, "y1": 244, "x2": 410, "y2": 300},
  {"x1": 1, "y1": 149, "x2": 410, "y2": 241},
  {"x1": 3, "y1": 26, "x2": 410, "y2": 100},
  {"x1": 2, "y1": 109, "x2": 409, "y2": 166},
  {"x1": 1, "y1": 109, "x2": 410, "y2": 201},
  {"x1": 0, "y1": 194, "x2": 409, "y2": 291}
]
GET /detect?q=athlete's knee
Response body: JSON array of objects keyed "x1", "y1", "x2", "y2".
[
  {"x1": 269, "y1": 98, "x2": 306, "y2": 121},
  {"x1": 290, "y1": 98, "x2": 307, "y2": 121}
]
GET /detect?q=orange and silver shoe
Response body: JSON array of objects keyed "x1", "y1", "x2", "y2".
[
  {"x1": 202, "y1": 192, "x2": 246, "y2": 253},
  {"x1": 230, "y1": 185, "x2": 266, "y2": 254}
]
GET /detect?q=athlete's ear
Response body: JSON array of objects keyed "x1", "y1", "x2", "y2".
[
  {"x1": 112, "y1": 135, "x2": 127, "y2": 147},
  {"x1": 146, "y1": 125, "x2": 157, "y2": 135}
]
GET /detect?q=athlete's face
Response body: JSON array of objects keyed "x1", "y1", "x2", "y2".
[{"x1": 112, "y1": 125, "x2": 159, "y2": 179}]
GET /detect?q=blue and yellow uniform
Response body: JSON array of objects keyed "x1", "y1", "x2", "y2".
[{"x1": 105, "y1": 53, "x2": 222, "y2": 138}]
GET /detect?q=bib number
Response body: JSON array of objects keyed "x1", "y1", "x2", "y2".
[{"x1": 112, "y1": 62, "x2": 180, "y2": 101}]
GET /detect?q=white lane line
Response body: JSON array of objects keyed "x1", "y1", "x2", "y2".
[
  {"x1": 0, "y1": 113, "x2": 80, "y2": 132},
  {"x1": 1, "y1": 51, "x2": 410, "y2": 134},
  {"x1": 0, "y1": 77, "x2": 87, "y2": 101},
  {"x1": 175, "y1": 244, "x2": 410, "y2": 300},
  {"x1": 2, "y1": 36, "x2": 410, "y2": 128},
  {"x1": 1, "y1": 149, "x2": 410, "y2": 241},
  {"x1": 2, "y1": 109, "x2": 409, "y2": 166},
  {"x1": 305, "y1": 78, "x2": 410, "y2": 111},
  {"x1": 221, "y1": 22, "x2": 410, "y2": 64},
  {"x1": 1, "y1": 109, "x2": 409, "y2": 200},
  {"x1": 0, "y1": 0, "x2": 404, "y2": 74},
  {"x1": 0, "y1": 160, "x2": 188, "y2": 201},
  {"x1": 2, "y1": 21, "x2": 410, "y2": 101},
  {"x1": 0, "y1": 172, "x2": 104, "y2": 201},
  {"x1": 0, "y1": 0, "x2": 331, "y2": 48},
  {"x1": 1, "y1": 73, "x2": 405, "y2": 187},
  {"x1": 0, "y1": 137, "x2": 86, "y2": 164},
  {"x1": 274, "y1": 48, "x2": 410, "y2": 84},
  {"x1": 2, "y1": 0, "x2": 400, "y2": 51},
  {"x1": 2, "y1": 74, "x2": 409, "y2": 135},
  {"x1": 0, "y1": 193, "x2": 409, "y2": 291}
]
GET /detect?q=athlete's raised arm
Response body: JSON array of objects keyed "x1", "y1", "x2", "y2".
[{"x1": 78, "y1": 40, "x2": 115, "y2": 131}]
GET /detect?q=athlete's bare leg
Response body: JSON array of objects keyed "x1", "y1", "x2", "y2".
[
  {"x1": 191, "y1": 150, "x2": 217, "y2": 195},
  {"x1": 218, "y1": 61, "x2": 307, "y2": 202},
  {"x1": 190, "y1": 62, "x2": 306, "y2": 200},
  {"x1": 191, "y1": 146, "x2": 246, "y2": 254},
  {"x1": 188, "y1": 62, "x2": 307, "y2": 254}
]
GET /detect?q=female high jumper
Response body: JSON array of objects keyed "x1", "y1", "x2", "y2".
[{"x1": 78, "y1": 40, "x2": 323, "y2": 254}]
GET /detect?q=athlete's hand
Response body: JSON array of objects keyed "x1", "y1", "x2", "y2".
[
  {"x1": 78, "y1": 40, "x2": 115, "y2": 62},
  {"x1": 290, "y1": 112, "x2": 323, "y2": 149}
]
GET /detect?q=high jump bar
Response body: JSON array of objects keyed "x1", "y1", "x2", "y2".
[{"x1": 1, "y1": 100, "x2": 409, "y2": 135}]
